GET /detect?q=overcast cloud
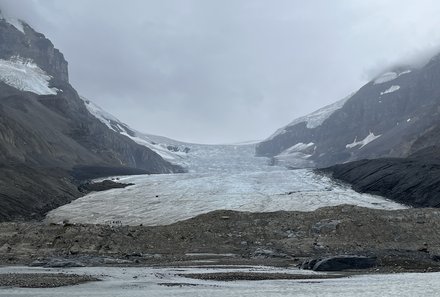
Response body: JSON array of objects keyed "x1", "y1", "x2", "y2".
[{"x1": 1, "y1": 0, "x2": 440, "y2": 143}]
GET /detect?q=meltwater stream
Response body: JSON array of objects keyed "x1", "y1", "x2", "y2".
[
  {"x1": 2, "y1": 266, "x2": 440, "y2": 297},
  {"x1": 46, "y1": 144, "x2": 405, "y2": 226}
]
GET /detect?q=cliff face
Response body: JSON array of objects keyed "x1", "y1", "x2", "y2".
[
  {"x1": 0, "y1": 18, "x2": 69, "y2": 82},
  {"x1": 256, "y1": 55, "x2": 440, "y2": 168},
  {"x1": 0, "y1": 17, "x2": 182, "y2": 221}
]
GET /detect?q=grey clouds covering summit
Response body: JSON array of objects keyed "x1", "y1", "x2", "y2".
[{"x1": 1, "y1": 0, "x2": 440, "y2": 143}]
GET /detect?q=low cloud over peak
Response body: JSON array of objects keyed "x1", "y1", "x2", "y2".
[{"x1": 2, "y1": 0, "x2": 440, "y2": 143}]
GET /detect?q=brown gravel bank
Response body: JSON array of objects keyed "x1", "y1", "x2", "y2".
[
  {"x1": 1, "y1": 205, "x2": 440, "y2": 272},
  {"x1": 0, "y1": 273, "x2": 99, "y2": 288}
]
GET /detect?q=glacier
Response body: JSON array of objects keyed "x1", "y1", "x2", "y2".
[
  {"x1": 0, "y1": 57, "x2": 58, "y2": 95},
  {"x1": 46, "y1": 143, "x2": 405, "y2": 226}
]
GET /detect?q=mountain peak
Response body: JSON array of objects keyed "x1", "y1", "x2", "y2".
[
  {"x1": 0, "y1": 9, "x2": 25, "y2": 33},
  {"x1": 0, "y1": 17, "x2": 69, "y2": 83}
]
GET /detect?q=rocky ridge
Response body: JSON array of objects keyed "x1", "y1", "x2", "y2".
[
  {"x1": 0, "y1": 17, "x2": 183, "y2": 221},
  {"x1": 256, "y1": 55, "x2": 440, "y2": 168}
]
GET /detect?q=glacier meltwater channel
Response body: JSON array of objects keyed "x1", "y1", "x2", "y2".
[{"x1": 46, "y1": 143, "x2": 406, "y2": 226}]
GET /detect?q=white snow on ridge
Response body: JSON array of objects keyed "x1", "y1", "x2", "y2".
[
  {"x1": 0, "y1": 57, "x2": 57, "y2": 95},
  {"x1": 81, "y1": 97, "x2": 189, "y2": 162},
  {"x1": 374, "y1": 70, "x2": 411, "y2": 85},
  {"x1": 380, "y1": 85, "x2": 400, "y2": 95},
  {"x1": 346, "y1": 132, "x2": 381, "y2": 149},
  {"x1": 267, "y1": 93, "x2": 353, "y2": 141},
  {"x1": 81, "y1": 97, "x2": 120, "y2": 130}
]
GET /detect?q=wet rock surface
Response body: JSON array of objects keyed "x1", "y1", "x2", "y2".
[
  {"x1": 323, "y1": 156, "x2": 440, "y2": 207},
  {"x1": 78, "y1": 180, "x2": 134, "y2": 193},
  {"x1": 179, "y1": 272, "x2": 344, "y2": 281},
  {"x1": 302, "y1": 255, "x2": 377, "y2": 271}
]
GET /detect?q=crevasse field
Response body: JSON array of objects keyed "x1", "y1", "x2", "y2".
[{"x1": 46, "y1": 143, "x2": 405, "y2": 226}]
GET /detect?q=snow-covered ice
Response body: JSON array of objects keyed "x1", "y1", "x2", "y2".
[
  {"x1": 46, "y1": 143, "x2": 405, "y2": 226},
  {"x1": 0, "y1": 57, "x2": 57, "y2": 95},
  {"x1": 274, "y1": 142, "x2": 316, "y2": 168},
  {"x1": 1, "y1": 266, "x2": 440, "y2": 297},
  {"x1": 374, "y1": 70, "x2": 411, "y2": 85},
  {"x1": 346, "y1": 132, "x2": 381, "y2": 149},
  {"x1": 380, "y1": 85, "x2": 400, "y2": 95}
]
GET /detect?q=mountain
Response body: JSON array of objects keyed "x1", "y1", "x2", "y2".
[
  {"x1": 256, "y1": 56, "x2": 440, "y2": 168},
  {"x1": 0, "y1": 15, "x2": 183, "y2": 221},
  {"x1": 81, "y1": 97, "x2": 191, "y2": 163}
]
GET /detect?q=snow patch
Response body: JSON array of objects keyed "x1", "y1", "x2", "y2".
[
  {"x1": 81, "y1": 97, "x2": 119, "y2": 130},
  {"x1": 0, "y1": 57, "x2": 57, "y2": 95},
  {"x1": 380, "y1": 85, "x2": 400, "y2": 95},
  {"x1": 280, "y1": 142, "x2": 315, "y2": 155},
  {"x1": 374, "y1": 70, "x2": 411, "y2": 85},
  {"x1": 346, "y1": 132, "x2": 381, "y2": 149}
]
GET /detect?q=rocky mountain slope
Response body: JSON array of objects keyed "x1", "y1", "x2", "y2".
[
  {"x1": 81, "y1": 97, "x2": 191, "y2": 163},
  {"x1": 0, "y1": 15, "x2": 183, "y2": 221},
  {"x1": 322, "y1": 147, "x2": 440, "y2": 208},
  {"x1": 256, "y1": 55, "x2": 440, "y2": 168}
]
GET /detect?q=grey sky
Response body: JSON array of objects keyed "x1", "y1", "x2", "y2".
[{"x1": 1, "y1": 0, "x2": 440, "y2": 143}]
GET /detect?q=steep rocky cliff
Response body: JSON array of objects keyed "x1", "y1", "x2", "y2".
[
  {"x1": 256, "y1": 55, "x2": 440, "y2": 168},
  {"x1": 0, "y1": 16, "x2": 182, "y2": 221}
]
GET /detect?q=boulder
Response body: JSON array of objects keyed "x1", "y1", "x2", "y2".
[
  {"x1": 301, "y1": 255, "x2": 376, "y2": 271},
  {"x1": 313, "y1": 255, "x2": 376, "y2": 271}
]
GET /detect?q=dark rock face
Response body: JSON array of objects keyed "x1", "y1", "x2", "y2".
[
  {"x1": 322, "y1": 154, "x2": 440, "y2": 208},
  {"x1": 0, "y1": 19, "x2": 69, "y2": 82},
  {"x1": 302, "y1": 255, "x2": 376, "y2": 271},
  {"x1": 0, "y1": 164, "x2": 81, "y2": 221},
  {"x1": 256, "y1": 55, "x2": 440, "y2": 168},
  {"x1": 0, "y1": 19, "x2": 183, "y2": 221},
  {"x1": 78, "y1": 180, "x2": 134, "y2": 193}
]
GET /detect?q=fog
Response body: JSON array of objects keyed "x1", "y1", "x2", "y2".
[{"x1": 1, "y1": 0, "x2": 440, "y2": 143}]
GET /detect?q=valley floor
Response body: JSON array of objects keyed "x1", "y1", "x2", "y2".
[{"x1": 2, "y1": 144, "x2": 440, "y2": 295}]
